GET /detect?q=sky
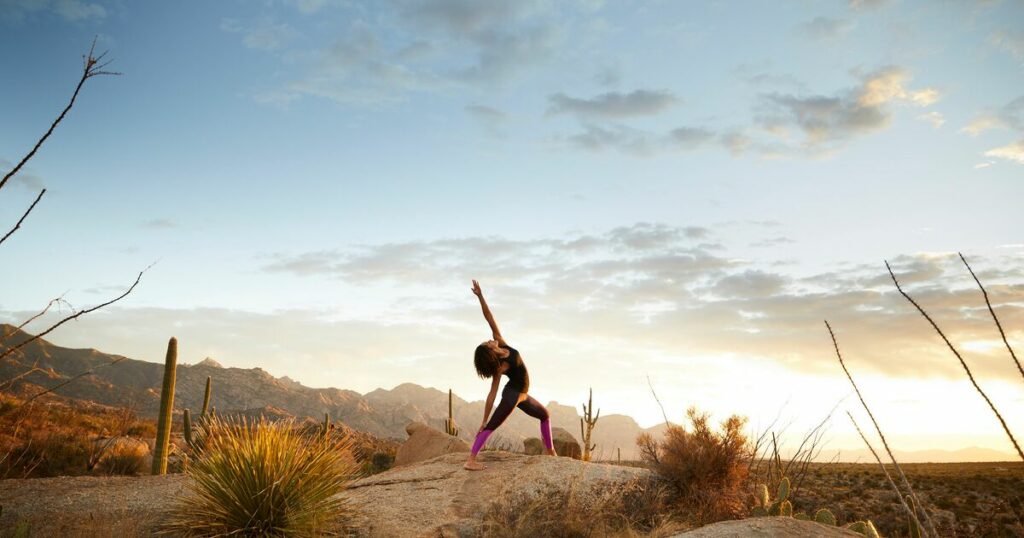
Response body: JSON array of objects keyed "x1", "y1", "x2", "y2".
[{"x1": 1, "y1": 0, "x2": 1023, "y2": 458}]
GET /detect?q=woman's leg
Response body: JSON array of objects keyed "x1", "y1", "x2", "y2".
[
  {"x1": 517, "y1": 395, "x2": 555, "y2": 455},
  {"x1": 466, "y1": 387, "x2": 520, "y2": 469}
]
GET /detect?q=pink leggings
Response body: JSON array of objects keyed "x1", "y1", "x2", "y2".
[{"x1": 471, "y1": 386, "x2": 553, "y2": 455}]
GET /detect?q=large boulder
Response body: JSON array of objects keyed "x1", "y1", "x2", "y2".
[
  {"x1": 393, "y1": 421, "x2": 469, "y2": 467},
  {"x1": 345, "y1": 451, "x2": 650, "y2": 537},
  {"x1": 523, "y1": 428, "x2": 582, "y2": 459},
  {"x1": 672, "y1": 517, "x2": 863, "y2": 537},
  {"x1": 552, "y1": 426, "x2": 581, "y2": 459}
]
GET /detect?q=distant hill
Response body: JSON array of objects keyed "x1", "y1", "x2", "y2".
[{"x1": 0, "y1": 324, "x2": 656, "y2": 458}]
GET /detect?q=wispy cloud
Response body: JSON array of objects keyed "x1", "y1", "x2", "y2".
[
  {"x1": 546, "y1": 90, "x2": 678, "y2": 119},
  {"x1": 990, "y1": 29, "x2": 1024, "y2": 62},
  {"x1": 794, "y1": 17, "x2": 855, "y2": 40},
  {"x1": 965, "y1": 95, "x2": 1024, "y2": 164},
  {"x1": 221, "y1": 17, "x2": 300, "y2": 51},
  {"x1": 984, "y1": 140, "x2": 1024, "y2": 164},
  {"x1": 1, "y1": 0, "x2": 106, "y2": 22}
]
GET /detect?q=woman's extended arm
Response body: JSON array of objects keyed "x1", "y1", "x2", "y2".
[
  {"x1": 471, "y1": 280, "x2": 505, "y2": 344},
  {"x1": 479, "y1": 375, "x2": 501, "y2": 431}
]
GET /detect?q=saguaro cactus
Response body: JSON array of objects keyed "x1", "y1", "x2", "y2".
[
  {"x1": 444, "y1": 389, "x2": 460, "y2": 437},
  {"x1": 201, "y1": 375, "x2": 212, "y2": 417},
  {"x1": 580, "y1": 387, "x2": 600, "y2": 461},
  {"x1": 322, "y1": 412, "x2": 331, "y2": 442},
  {"x1": 152, "y1": 337, "x2": 177, "y2": 475}
]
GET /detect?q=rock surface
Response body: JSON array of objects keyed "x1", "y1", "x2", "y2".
[
  {"x1": 673, "y1": 517, "x2": 863, "y2": 537},
  {"x1": 552, "y1": 426, "x2": 582, "y2": 459},
  {"x1": 345, "y1": 451, "x2": 650, "y2": 537},
  {"x1": 393, "y1": 422, "x2": 470, "y2": 467}
]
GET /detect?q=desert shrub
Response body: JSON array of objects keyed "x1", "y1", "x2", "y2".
[
  {"x1": 97, "y1": 441, "x2": 147, "y2": 475},
  {"x1": 481, "y1": 476, "x2": 682, "y2": 538},
  {"x1": 362, "y1": 450, "x2": 395, "y2": 475},
  {"x1": 4, "y1": 433, "x2": 90, "y2": 478},
  {"x1": 637, "y1": 407, "x2": 749, "y2": 526},
  {"x1": 162, "y1": 416, "x2": 359, "y2": 537}
]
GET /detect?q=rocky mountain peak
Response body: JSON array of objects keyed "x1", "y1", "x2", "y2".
[{"x1": 195, "y1": 357, "x2": 223, "y2": 368}]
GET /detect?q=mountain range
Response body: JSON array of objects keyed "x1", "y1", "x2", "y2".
[{"x1": 0, "y1": 324, "x2": 656, "y2": 459}]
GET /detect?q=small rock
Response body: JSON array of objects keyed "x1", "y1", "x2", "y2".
[{"x1": 393, "y1": 422, "x2": 470, "y2": 467}]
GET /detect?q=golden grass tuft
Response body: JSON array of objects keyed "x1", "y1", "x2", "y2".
[
  {"x1": 161, "y1": 416, "x2": 359, "y2": 537},
  {"x1": 481, "y1": 476, "x2": 683, "y2": 538}
]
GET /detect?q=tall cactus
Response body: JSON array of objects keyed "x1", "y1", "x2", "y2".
[
  {"x1": 152, "y1": 337, "x2": 177, "y2": 475},
  {"x1": 322, "y1": 412, "x2": 331, "y2": 442},
  {"x1": 444, "y1": 389, "x2": 460, "y2": 437},
  {"x1": 201, "y1": 375, "x2": 212, "y2": 417},
  {"x1": 183, "y1": 408, "x2": 193, "y2": 448},
  {"x1": 580, "y1": 387, "x2": 600, "y2": 461}
]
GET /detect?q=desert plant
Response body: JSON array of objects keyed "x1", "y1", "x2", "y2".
[
  {"x1": 162, "y1": 416, "x2": 359, "y2": 536},
  {"x1": 580, "y1": 387, "x2": 600, "y2": 462},
  {"x1": 638, "y1": 407, "x2": 749, "y2": 525},
  {"x1": 750, "y1": 476, "x2": 791, "y2": 517},
  {"x1": 201, "y1": 375, "x2": 213, "y2": 416},
  {"x1": 151, "y1": 337, "x2": 177, "y2": 475},
  {"x1": 481, "y1": 475, "x2": 680, "y2": 538},
  {"x1": 444, "y1": 389, "x2": 460, "y2": 437}
]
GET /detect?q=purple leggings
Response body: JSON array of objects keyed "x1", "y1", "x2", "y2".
[{"x1": 471, "y1": 385, "x2": 552, "y2": 455}]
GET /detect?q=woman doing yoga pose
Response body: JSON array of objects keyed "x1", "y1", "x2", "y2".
[{"x1": 464, "y1": 280, "x2": 556, "y2": 471}]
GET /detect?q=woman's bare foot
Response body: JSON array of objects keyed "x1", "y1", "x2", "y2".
[
  {"x1": 545, "y1": 448, "x2": 557, "y2": 456},
  {"x1": 464, "y1": 459, "x2": 486, "y2": 471}
]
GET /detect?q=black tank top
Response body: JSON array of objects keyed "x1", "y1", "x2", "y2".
[{"x1": 500, "y1": 343, "x2": 529, "y2": 394}]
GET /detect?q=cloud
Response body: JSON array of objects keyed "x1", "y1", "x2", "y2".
[
  {"x1": 990, "y1": 29, "x2": 1024, "y2": 62},
  {"x1": 546, "y1": 90, "x2": 678, "y2": 119},
  {"x1": 756, "y1": 67, "x2": 940, "y2": 152},
  {"x1": 562, "y1": 124, "x2": 715, "y2": 155},
  {"x1": 221, "y1": 17, "x2": 300, "y2": 51},
  {"x1": 917, "y1": 111, "x2": 945, "y2": 129},
  {"x1": 1, "y1": 0, "x2": 106, "y2": 22},
  {"x1": 961, "y1": 115, "x2": 1005, "y2": 135},
  {"x1": 984, "y1": 140, "x2": 1024, "y2": 164},
  {"x1": 794, "y1": 17, "x2": 855, "y2": 40},
  {"x1": 465, "y1": 104, "x2": 506, "y2": 135},
  {"x1": 253, "y1": 225, "x2": 1024, "y2": 383},
  {"x1": 270, "y1": 0, "x2": 576, "y2": 105},
  {"x1": 849, "y1": 0, "x2": 887, "y2": 10},
  {"x1": 965, "y1": 95, "x2": 1024, "y2": 164},
  {"x1": 140, "y1": 219, "x2": 177, "y2": 230}
]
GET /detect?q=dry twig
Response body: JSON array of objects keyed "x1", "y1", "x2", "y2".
[
  {"x1": 959, "y1": 252, "x2": 1024, "y2": 384},
  {"x1": 886, "y1": 261, "x2": 1023, "y2": 461},
  {"x1": 826, "y1": 319, "x2": 938, "y2": 536}
]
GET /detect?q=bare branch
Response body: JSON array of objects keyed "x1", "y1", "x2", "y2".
[
  {"x1": 847, "y1": 412, "x2": 926, "y2": 537},
  {"x1": 646, "y1": 374, "x2": 670, "y2": 427},
  {"x1": 0, "y1": 37, "x2": 118, "y2": 193},
  {"x1": 826, "y1": 319, "x2": 939, "y2": 536},
  {"x1": 886, "y1": 261, "x2": 1023, "y2": 461},
  {"x1": 0, "y1": 265, "x2": 150, "y2": 363},
  {"x1": 0, "y1": 189, "x2": 45, "y2": 247},
  {"x1": 959, "y1": 252, "x2": 1024, "y2": 385},
  {"x1": 0, "y1": 294, "x2": 71, "y2": 347}
]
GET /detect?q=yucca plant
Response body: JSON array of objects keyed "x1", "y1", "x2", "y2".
[{"x1": 162, "y1": 415, "x2": 359, "y2": 537}]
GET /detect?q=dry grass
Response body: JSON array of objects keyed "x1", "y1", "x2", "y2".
[
  {"x1": 638, "y1": 407, "x2": 750, "y2": 526},
  {"x1": 161, "y1": 416, "x2": 360, "y2": 537},
  {"x1": 481, "y1": 476, "x2": 685, "y2": 538}
]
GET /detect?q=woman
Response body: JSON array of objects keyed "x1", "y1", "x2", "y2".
[{"x1": 465, "y1": 280, "x2": 556, "y2": 471}]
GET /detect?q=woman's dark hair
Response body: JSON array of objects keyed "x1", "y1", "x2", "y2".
[{"x1": 474, "y1": 344, "x2": 499, "y2": 379}]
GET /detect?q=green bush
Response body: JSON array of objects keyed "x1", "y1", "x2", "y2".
[{"x1": 162, "y1": 416, "x2": 359, "y2": 537}]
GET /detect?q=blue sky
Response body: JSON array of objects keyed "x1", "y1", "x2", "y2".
[{"x1": 2, "y1": 0, "x2": 1023, "y2": 456}]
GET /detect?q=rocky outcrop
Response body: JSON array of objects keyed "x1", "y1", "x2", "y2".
[
  {"x1": 346, "y1": 451, "x2": 650, "y2": 537},
  {"x1": 393, "y1": 422, "x2": 469, "y2": 467},
  {"x1": 672, "y1": 517, "x2": 862, "y2": 537}
]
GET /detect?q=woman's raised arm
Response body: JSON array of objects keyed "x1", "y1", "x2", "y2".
[{"x1": 471, "y1": 280, "x2": 505, "y2": 344}]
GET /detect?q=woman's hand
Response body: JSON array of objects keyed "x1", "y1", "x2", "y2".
[
  {"x1": 478, "y1": 419, "x2": 487, "y2": 433},
  {"x1": 471, "y1": 280, "x2": 483, "y2": 297}
]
